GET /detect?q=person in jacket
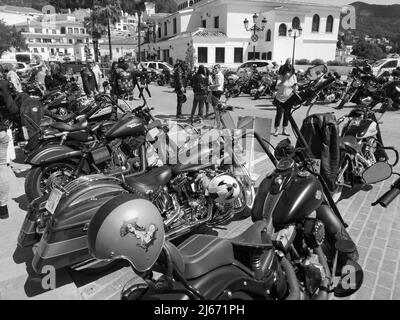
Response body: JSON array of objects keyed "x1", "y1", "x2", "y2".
[
  {"x1": 92, "y1": 62, "x2": 103, "y2": 92},
  {"x1": 6, "y1": 65, "x2": 22, "y2": 93},
  {"x1": 174, "y1": 61, "x2": 186, "y2": 119},
  {"x1": 45, "y1": 64, "x2": 67, "y2": 91},
  {"x1": 138, "y1": 64, "x2": 152, "y2": 99},
  {"x1": 112, "y1": 57, "x2": 136, "y2": 100},
  {"x1": 81, "y1": 59, "x2": 98, "y2": 97},
  {"x1": 190, "y1": 65, "x2": 209, "y2": 123},
  {"x1": 273, "y1": 62, "x2": 298, "y2": 137},
  {"x1": 210, "y1": 64, "x2": 225, "y2": 101},
  {"x1": 0, "y1": 80, "x2": 19, "y2": 220}
]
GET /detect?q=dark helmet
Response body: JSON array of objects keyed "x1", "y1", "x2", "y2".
[
  {"x1": 87, "y1": 194, "x2": 165, "y2": 273},
  {"x1": 274, "y1": 139, "x2": 295, "y2": 161},
  {"x1": 118, "y1": 57, "x2": 126, "y2": 64}
]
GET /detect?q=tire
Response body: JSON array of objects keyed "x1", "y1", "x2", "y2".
[{"x1": 25, "y1": 161, "x2": 77, "y2": 202}]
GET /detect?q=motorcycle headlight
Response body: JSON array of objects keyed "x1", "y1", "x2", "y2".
[{"x1": 352, "y1": 80, "x2": 361, "y2": 88}]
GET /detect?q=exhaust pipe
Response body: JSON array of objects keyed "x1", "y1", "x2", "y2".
[{"x1": 280, "y1": 257, "x2": 301, "y2": 300}]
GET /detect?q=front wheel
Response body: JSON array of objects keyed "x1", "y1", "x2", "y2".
[{"x1": 25, "y1": 162, "x2": 77, "y2": 202}]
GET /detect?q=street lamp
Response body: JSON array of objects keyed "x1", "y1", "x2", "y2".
[
  {"x1": 288, "y1": 27, "x2": 303, "y2": 66},
  {"x1": 243, "y1": 13, "x2": 267, "y2": 60}
]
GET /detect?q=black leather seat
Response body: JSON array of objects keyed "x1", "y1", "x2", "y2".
[
  {"x1": 229, "y1": 220, "x2": 273, "y2": 251},
  {"x1": 51, "y1": 120, "x2": 87, "y2": 132},
  {"x1": 125, "y1": 166, "x2": 172, "y2": 194},
  {"x1": 178, "y1": 235, "x2": 235, "y2": 280},
  {"x1": 340, "y1": 136, "x2": 361, "y2": 154}
]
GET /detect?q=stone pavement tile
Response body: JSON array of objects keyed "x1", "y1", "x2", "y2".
[
  {"x1": 390, "y1": 229, "x2": 400, "y2": 240},
  {"x1": 381, "y1": 260, "x2": 397, "y2": 274},
  {"x1": 376, "y1": 228, "x2": 390, "y2": 240},
  {"x1": 358, "y1": 236, "x2": 373, "y2": 248},
  {"x1": 373, "y1": 286, "x2": 392, "y2": 300},
  {"x1": 387, "y1": 239, "x2": 400, "y2": 249},
  {"x1": 349, "y1": 228, "x2": 361, "y2": 239},
  {"x1": 88, "y1": 282, "x2": 120, "y2": 300},
  {"x1": 372, "y1": 238, "x2": 387, "y2": 250},
  {"x1": 361, "y1": 271, "x2": 377, "y2": 288},
  {"x1": 353, "y1": 285, "x2": 373, "y2": 300},
  {"x1": 361, "y1": 228, "x2": 376, "y2": 239},
  {"x1": 352, "y1": 219, "x2": 366, "y2": 230},
  {"x1": 365, "y1": 221, "x2": 378, "y2": 230},
  {"x1": 393, "y1": 287, "x2": 400, "y2": 300},
  {"x1": 376, "y1": 271, "x2": 395, "y2": 290},
  {"x1": 384, "y1": 248, "x2": 400, "y2": 262},
  {"x1": 368, "y1": 248, "x2": 384, "y2": 261},
  {"x1": 364, "y1": 258, "x2": 380, "y2": 274}
]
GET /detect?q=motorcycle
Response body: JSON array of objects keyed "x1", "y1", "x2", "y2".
[
  {"x1": 18, "y1": 120, "x2": 254, "y2": 274},
  {"x1": 23, "y1": 94, "x2": 122, "y2": 155},
  {"x1": 335, "y1": 96, "x2": 399, "y2": 191},
  {"x1": 253, "y1": 72, "x2": 277, "y2": 100},
  {"x1": 314, "y1": 73, "x2": 346, "y2": 104},
  {"x1": 23, "y1": 102, "x2": 158, "y2": 202},
  {"x1": 85, "y1": 66, "x2": 364, "y2": 300},
  {"x1": 224, "y1": 72, "x2": 242, "y2": 98}
]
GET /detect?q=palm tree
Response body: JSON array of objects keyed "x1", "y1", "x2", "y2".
[{"x1": 84, "y1": 9, "x2": 106, "y2": 62}]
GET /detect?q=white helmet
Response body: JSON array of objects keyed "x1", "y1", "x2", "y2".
[{"x1": 208, "y1": 174, "x2": 241, "y2": 204}]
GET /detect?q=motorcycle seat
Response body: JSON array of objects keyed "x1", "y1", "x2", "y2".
[
  {"x1": 125, "y1": 166, "x2": 172, "y2": 194},
  {"x1": 51, "y1": 120, "x2": 88, "y2": 132},
  {"x1": 178, "y1": 234, "x2": 235, "y2": 280},
  {"x1": 340, "y1": 136, "x2": 361, "y2": 154},
  {"x1": 229, "y1": 220, "x2": 273, "y2": 251}
]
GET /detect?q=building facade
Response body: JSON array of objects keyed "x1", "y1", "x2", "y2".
[
  {"x1": 14, "y1": 14, "x2": 91, "y2": 62},
  {"x1": 145, "y1": 0, "x2": 341, "y2": 68}
]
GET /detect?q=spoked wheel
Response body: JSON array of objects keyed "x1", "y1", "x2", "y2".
[{"x1": 25, "y1": 162, "x2": 77, "y2": 202}]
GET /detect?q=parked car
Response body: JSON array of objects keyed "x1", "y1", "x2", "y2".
[
  {"x1": 0, "y1": 61, "x2": 30, "y2": 76},
  {"x1": 141, "y1": 61, "x2": 174, "y2": 73},
  {"x1": 237, "y1": 60, "x2": 276, "y2": 74},
  {"x1": 371, "y1": 58, "x2": 400, "y2": 77}
]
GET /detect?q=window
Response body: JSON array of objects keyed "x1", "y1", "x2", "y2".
[
  {"x1": 43, "y1": 39, "x2": 52, "y2": 43},
  {"x1": 81, "y1": 28, "x2": 85, "y2": 34},
  {"x1": 157, "y1": 50, "x2": 161, "y2": 60},
  {"x1": 267, "y1": 51, "x2": 272, "y2": 60},
  {"x1": 34, "y1": 28, "x2": 42, "y2": 33},
  {"x1": 234, "y1": 47, "x2": 243, "y2": 63},
  {"x1": 312, "y1": 14, "x2": 320, "y2": 32},
  {"x1": 65, "y1": 49, "x2": 68, "y2": 54},
  {"x1": 68, "y1": 27, "x2": 73, "y2": 33},
  {"x1": 215, "y1": 47, "x2": 225, "y2": 63},
  {"x1": 198, "y1": 47, "x2": 208, "y2": 63},
  {"x1": 214, "y1": 16, "x2": 219, "y2": 29},
  {"x1": 116, "y1": 48, "x2": 120, "y2": 53},
  {"x1": 77, "y1": 39, "x2": 83, "y2": 44},
  {"x1": 74, "y1": 28, "x2": 79, "y2": 33},
  {"x1": 41, "y1": 48, "x2": 45, "y2": 53},
  {"x1": 163, "y1": 49, "x2": 170, "y2": 62},
  {"x1": 60, "y1": 27, "x2": 66, "y2": 34},
  {"x1": 69, "y1": 39, "x2": 73, "y2": 44},
  {"x1": 326, "y1": 15, "x2": 333, "y2": 33},
  {"x1": 292, "y1": 17, "x2": 300, "y2": 29},
  {"x1": 202, "y1": 20, "x2": 206, "y2": 28},
  {"x1": 261, "y1": 52, "x2": 267, "y2": 60},
  {"x1": 149, "y1": 63, "x2": 157, "y2": 69},
  {"x1": 173, "y1": 18, "x2": 177, "y2": 34},
  {"x1": 382, "y1": 61, "x2": 398, "y2": 68},
  {"x1": 33, "y1": 48, "x2": 38, "y2": 53},
  {"x1": 164, "y1": 22, "x2": 167, "y2": 36},
  {"x1": 248, "y1": 52, "x2": 260, "y2": 60},
  {"x1": 278, "y1": 24, "x2": 287, "y2": 36},
  {"x1": 52, "y1": 29, "x2": 56, "y2": 34},
  {"x1": 266, "y1": 29, "x2": 271, "y2": 41},
  {"x1": 158, "y1": 26, "x2": 162, "y2": 38}
]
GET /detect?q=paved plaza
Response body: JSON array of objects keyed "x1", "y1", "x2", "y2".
[{"x1": 1, "y1": 84, "x2": 400, "y2": 300}]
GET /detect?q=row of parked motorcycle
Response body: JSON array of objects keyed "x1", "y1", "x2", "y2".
[
  {"x1": 223, "y1": 62, "x2": 400, "y2": 109},
  {"x1": 14, "y1": 64, "x2": 400, "y2": 300}
]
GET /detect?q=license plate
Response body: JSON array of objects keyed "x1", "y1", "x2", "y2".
[{"x1": 45, "y1": 188, "x2": 64, "y2": 215}]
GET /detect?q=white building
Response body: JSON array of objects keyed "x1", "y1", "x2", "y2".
[
  {"x1": 0, "y1": 5, "x2": 43, "y2": 25},
  {"x1": 14, "y1": 14, "x2": 91, "y2": 62},
  {"x1": 145, "y1": 0, "x2": 341, "y2": 68}
]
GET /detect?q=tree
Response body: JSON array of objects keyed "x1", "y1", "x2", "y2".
[
  {"x1": 0, "y1": 21, "x2": 27, "y2": 56},
  {"x1": 185, "y1": 41, "x2": 196, "y2": 71},
  {"x1": 351, "y1": 39, "x2": 386, "y2": 60},
  {"x1": 84, "y1": 8, "x2": 107, "y2": 62},
  {"x1": 155, "y1": 0, "x2": 177, "y2": 13}
]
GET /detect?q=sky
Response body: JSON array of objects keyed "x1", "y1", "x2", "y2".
[{"x1": 291, "y1": 0, "x2": 400, "y2": 6}]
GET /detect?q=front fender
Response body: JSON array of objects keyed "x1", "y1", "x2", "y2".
[{"x1": 25, "y1": 145, "x2": 83, "y2": 166}]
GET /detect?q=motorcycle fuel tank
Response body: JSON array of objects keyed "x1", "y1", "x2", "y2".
[
  {"x1": 106, "y1": 115, "x2": 145, "y2": 140},
  {"x1": 263, "y1": 171, "x2": 324, "y2": 228}
]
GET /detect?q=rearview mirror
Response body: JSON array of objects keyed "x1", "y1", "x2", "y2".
[
  {"x1": 362, "y1": 161, "x2": 392, "y2": 185},
  {"x1": 305, "y1": 65, "x2": 328, "y2": 82}
]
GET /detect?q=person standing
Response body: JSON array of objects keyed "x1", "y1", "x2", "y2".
[
  {"x1": 6, "y1": 65, "x2": 22, "y2": 93},
  {"x1": 138, "y1": 64, "x2": 152, "y2": 99},
  {"x1": 92, "y1": 62, "x2": 103, "y2": 92},
  {"x1": 273, "y1": 60, "x2": 297, "y2": 137},
  {"x1": 210, "y1": 64, "x2": 224, "y2": 101},
  {"x1": 112, "y1": 57, "x2": 135, "y2": 102},
  {"x1": 81, "y1": 58, "x2": 98, "y2": 97},
  {"x1": 0, "y1": 80, "x2": 19, "y2": 220},
  {"x1": 35, "y1": 66, "x2": 47, "y2": 92},
  {"x1": 174, "y1": 61, "x2": 186, "y2": 119},
  {"x1": 204, "y1": 67, "x2": 212, "y2": 118},
  {"x1": 190, "y1": 65, "x2": 209, "y2": 123}
]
